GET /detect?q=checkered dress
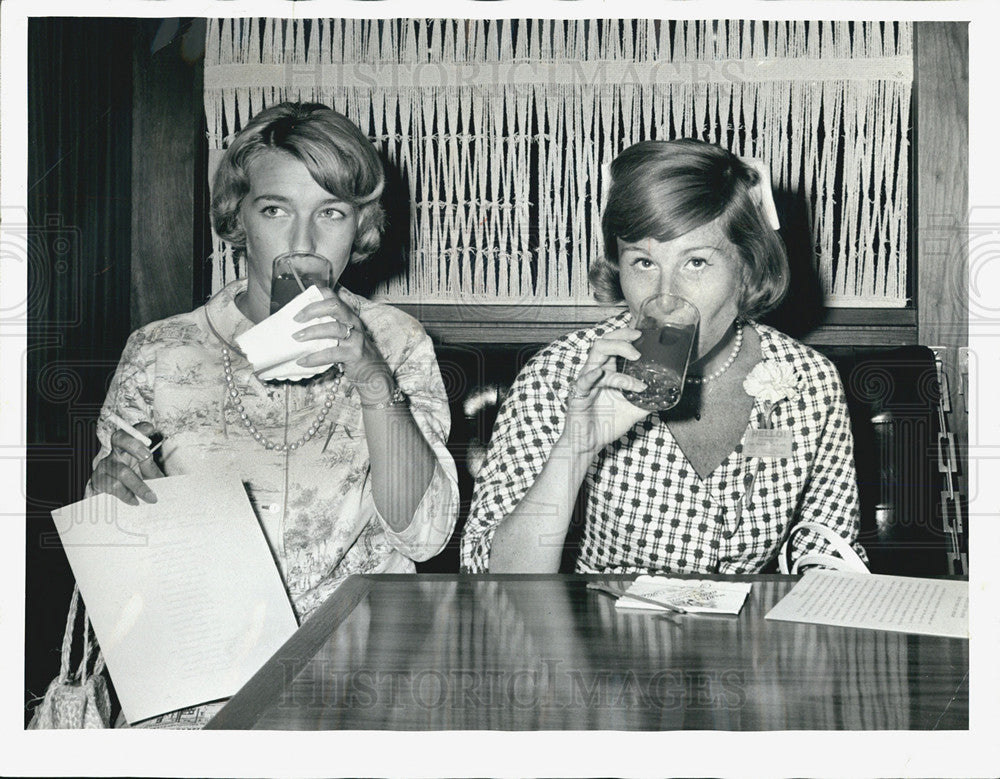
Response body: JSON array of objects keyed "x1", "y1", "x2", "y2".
[{"x1": 460, "y1": 314, "x2": 865, "y2": 574}]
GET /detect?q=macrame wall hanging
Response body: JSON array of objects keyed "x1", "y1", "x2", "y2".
[{"x1": 203, "y1": 18, "x2": 912, "y2": 307}]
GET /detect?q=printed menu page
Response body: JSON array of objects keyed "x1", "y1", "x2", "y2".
[
  {"x1": 51, "y1": 473, "x2": 298, "y2": 723},
  {"x1": 765, "y1": 569, "x2": 968, "y2": 639}
]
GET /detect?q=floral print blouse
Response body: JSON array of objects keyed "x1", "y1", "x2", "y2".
[
  {"x1": 93, "y1": 279, "x2": 459, "y2": 622},
  {"x1": 460, "y1": 313, "x2": 865, "y2": 574}
]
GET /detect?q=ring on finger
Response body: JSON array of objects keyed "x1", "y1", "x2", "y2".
[
  {"x1": 343, "y1": 323, "x2": 354, "y2": 339},
  {"x1": 570, "y1": 385, "x2": 590, "y2": 399}
]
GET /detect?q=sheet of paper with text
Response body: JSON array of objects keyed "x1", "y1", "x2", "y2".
[
  {"x1": 765, "y1": 569, "x2": 968, "y2": 639},
  {"x1": 51, "y1": 473, "x2": 298, "y2": 723}
]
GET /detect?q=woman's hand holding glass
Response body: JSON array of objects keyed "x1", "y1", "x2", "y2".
[
  {"x1": 563, "y1": 329, "x2": 652, "y2": 455},
  {"x1": 90, "y1": 422, "x2": 164, "y2": 505},
  {"x1": 290, "y1": 284, "x2": 437, "y2": 535},
  {"x1": 291, "y1": 287, "x2": 393, "y2": 395},
  {"x1": 484, "y1": 328, "x2": 652, "y2": 573}
]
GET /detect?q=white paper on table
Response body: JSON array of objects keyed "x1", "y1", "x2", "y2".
[
  {"x1": 235, "y1": 284, "x2": 338, "y2": 381},
  {"x1": 764, "y1": 569, "x2": 969, "y2": 639},
  {"x1": 615, "y1": 576, "x2": 753, "y2": 614},
  {"x1": 51, "y1": 473, "x2": 298, "y2": 723}
]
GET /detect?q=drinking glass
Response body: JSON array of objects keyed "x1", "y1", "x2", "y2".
[
  {"x1": 269, "y1": 252, "x2": 335, "y2": 315},
  {"x1": 621, "y1": 293, "x2": 699, "y2": 411}
]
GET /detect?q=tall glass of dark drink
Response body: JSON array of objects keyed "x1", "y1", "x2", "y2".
[
  {"x1": 621, "y1": 293, "x2": 699, "y2": 411},
  {"x1": 269, "y1": 252, "x2": 335, "y2": 315}
]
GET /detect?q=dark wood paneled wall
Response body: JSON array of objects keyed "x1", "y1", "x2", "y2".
[
  {"x1": 131, "y1": 19, "x2": 207, "y2": 328},
  {"x1": 915, "y1": 23, "x2": 969, "y2": 499},
  {"x1": 25, "y1": 17, "x2": 135, "y2": 722},
  {"x1": 25, "y1": 16, "x2": 209, "y2": 726}
]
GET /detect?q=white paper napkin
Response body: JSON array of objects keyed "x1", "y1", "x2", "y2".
[{"x1": 235, "y1": 285, "x2": 338, "y2": 381}]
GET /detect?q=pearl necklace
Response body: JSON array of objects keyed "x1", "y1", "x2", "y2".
[
  {"x1": 685, "y1": 321, "x2": 744, "y2": 385},
  {"x1": 221, "y1": 347, "x2": 341, "y2": 452}
]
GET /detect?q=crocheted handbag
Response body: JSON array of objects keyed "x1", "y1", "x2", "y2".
[
  {"x1": 778, "y1": 521, "x2": 870, "y2": 575},
  {"x1": 28, "y1": 584, "x2": 111, "y2": 729}
]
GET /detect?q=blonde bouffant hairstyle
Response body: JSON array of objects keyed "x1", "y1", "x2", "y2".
[{"x1": 211, "y1": 102, "x2": 386, "y2": 263}]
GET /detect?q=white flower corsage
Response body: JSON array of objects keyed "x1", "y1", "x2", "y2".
[{"x1": 743, "y1": 361, "x2": 801, "y2": 428}]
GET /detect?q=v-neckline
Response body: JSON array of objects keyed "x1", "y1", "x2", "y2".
[
  {"x1": 659, "y1": 322, "x2": 772, "y2": 482},
  {"x1": 661, "y1": 400, "x2": 762, "y2": 482}
]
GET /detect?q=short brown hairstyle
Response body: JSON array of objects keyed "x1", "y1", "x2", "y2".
[
  {"x1": 591, "y1": 139, "x2": 789, "y2": 319},
  {"x1": 211, "y1": 102, "x2": 386, "y2": 263}
]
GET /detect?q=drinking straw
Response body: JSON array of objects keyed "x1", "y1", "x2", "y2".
[{"x1": 279, "y1": 255, "x2": 308, "y2": 293}]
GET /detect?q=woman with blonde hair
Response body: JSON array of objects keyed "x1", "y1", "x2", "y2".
[{"x1": 90, "y1": 102, "x2": 458, "y2": 726}]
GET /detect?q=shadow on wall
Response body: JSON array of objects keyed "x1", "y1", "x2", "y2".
[
  {"x1": 339, "y1": 156, "x2": 411, "y2": 297},
  {"x1": 762, "y1": 187, "x2": 826, "y2": 337}
]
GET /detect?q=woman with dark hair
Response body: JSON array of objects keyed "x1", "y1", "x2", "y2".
[
  {"x1": 89, "y1": 102, "x2": 458, "y2": 725},
  {"x1": 461, "y1": 139, "x2": 865, "y2": 574}
]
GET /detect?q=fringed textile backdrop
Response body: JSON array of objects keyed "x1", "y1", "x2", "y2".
[{"x1": 203, "y1": 18, "x2": 912, "y2": 307}]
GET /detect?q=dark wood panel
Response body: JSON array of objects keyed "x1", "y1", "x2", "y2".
[
  {"x1": 25, "y1": 17, "x2": 136, "y2": 725},
  {"x1": 914, "y1": 22, "x2": 969, "y2": 501},
  {"x1": 207, "y1": 574, "x2": 968, "y2": 731},
  {"x1": 393, "y1": 304, "x2": 917, "y2": 345},
  {"x1": 422, "y1": 322, "x2": 917, "y2": 346},
  {"x1": 130, "y1": 19, "x2": 204, "y2": 329}
]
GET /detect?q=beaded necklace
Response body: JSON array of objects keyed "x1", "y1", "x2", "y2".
[
  {"x1": 220, "y1": 346, "x2": 341, "y2": 452},
  {"x1": 685, "y1": 320, "x2": 744, "y2": 385}
]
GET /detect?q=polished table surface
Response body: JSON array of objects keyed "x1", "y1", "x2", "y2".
[{"x1": 206, "y1": 574, "x2": 969, "y2": 730}]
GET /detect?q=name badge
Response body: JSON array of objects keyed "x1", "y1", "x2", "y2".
[{"x1": 745, "y1": 428, "x2": 793, "y2": 459}]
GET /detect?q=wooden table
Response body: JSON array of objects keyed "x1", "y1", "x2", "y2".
[{"x1": 206, "y1": 574, "x2": 969, "y2": 730}]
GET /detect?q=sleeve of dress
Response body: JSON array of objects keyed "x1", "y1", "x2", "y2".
[
  {"x1": 84, "y1": 328, "x2": 158, "y2": 497},
  {"x1": 459, "y1": 347, "x2": 571, "y2": 572},
  {"x1": 791, "y1": 373, "x2": 869, "y2": 567},
  {"x1": 372, "y1": 323, "x2": 459, "y2": 563}
]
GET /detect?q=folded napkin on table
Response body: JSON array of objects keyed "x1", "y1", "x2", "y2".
[{"x1": 235, "y1": 285, "x2": 339, "y2": 381}]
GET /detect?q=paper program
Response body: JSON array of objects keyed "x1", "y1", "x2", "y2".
[{"x1": 51, "y1": 473, "x2": 298, "y2": 723}]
